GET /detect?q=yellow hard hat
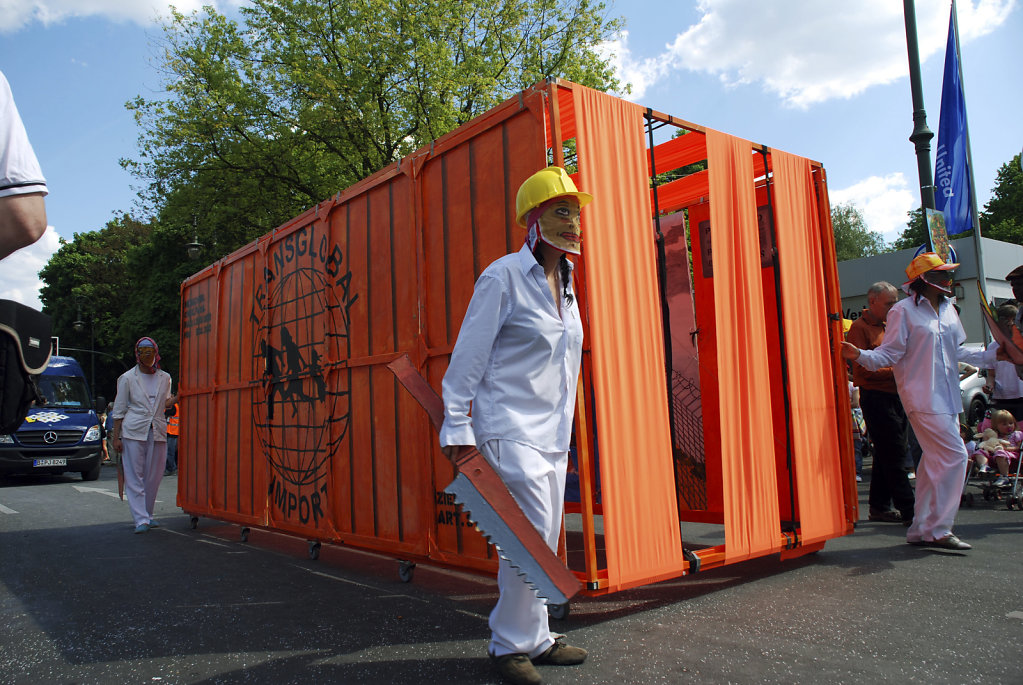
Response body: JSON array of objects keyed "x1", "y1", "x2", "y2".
[{"x1": 515, "y1": 166, "x2": 593, "y2": 227}]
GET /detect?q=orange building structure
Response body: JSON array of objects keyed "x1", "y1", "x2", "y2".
[{"x1": 177, "y1": 78, "x2": 856, "y2": 602}]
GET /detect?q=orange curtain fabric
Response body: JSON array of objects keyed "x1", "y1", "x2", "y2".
[
  {"x1": 706, "y1": 130, "x2": 782, "y2": 562},
  {"x1": 572, "y1": 84, "x2": 683, "y2": 590},
  {"x1": 770, "y1": 150, "x2": 846, "y2": 542}
]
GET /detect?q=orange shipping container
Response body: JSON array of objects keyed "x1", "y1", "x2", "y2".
[{"x1": 178, "y1": 78, "x2": 856, "y2": 600}]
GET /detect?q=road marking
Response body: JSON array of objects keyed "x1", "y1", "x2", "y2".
[
  {"x1": 0, "y1": 503, "x2": 17, "y2": 514},
  {"x1": 72, "y1": 485, "x2": 121, "y2": 499},
  {"x1": 197, "y1": 538, "x2": 232, "y2": 548},
  {"x1": 1008, "y1": 611, "x2": 1023, "y2": 621},
  {"x1": 303, "y1": 568, "x2": 382, "y2": 591}
]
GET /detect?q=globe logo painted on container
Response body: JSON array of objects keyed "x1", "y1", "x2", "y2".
[{"x1": 252, "y1": 226, "x2": 358, "y2": 526}]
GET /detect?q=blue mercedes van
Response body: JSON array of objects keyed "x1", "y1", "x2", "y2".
[{"x1": 0, "y1": 356, "x2": 105, "y2": 480}]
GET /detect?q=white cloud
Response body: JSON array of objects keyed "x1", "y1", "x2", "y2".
[
  {"x1": 0, "y1": 0, "x2": 247, "y2": 33},
  {"x1": 830, "y1": 173, "x2": 917, "y2": 244},
  {"x1": 597, "y1": 31, "x2": 674, "y2": 100},
  {"x1": 0, "y1": 226, "x2": 62, "y2": 310},
  {"x1": 607, "y1": 0, "x2": 1017, "y2": 108}
]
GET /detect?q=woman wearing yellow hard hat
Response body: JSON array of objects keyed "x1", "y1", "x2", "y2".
[
  {"x1": 439, "y1": 166, "x2": 591, "y2": 685},
  {"x1": 842, "y1": 252, "x2": 991, "y2": 551}
]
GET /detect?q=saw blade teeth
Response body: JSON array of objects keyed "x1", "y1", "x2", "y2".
[{"x1": 446, "y1": 486, "x2": 557, "y2": 601}]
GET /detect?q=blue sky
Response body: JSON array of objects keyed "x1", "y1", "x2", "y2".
[{"x1": 1, "y1": 0, "x2": 1021, "y2": 309}]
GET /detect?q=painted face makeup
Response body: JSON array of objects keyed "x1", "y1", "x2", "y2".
[{"x1": 536, "y1": 197, "x2": 582, "y2": 255}]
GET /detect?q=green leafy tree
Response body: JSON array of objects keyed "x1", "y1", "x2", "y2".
[
  {"x1": 38, "y1": 216, "x2": 154, "y2": 399},
  {"x1": 891, "y1": 208, "x2": 928, "y2": 251},
  {"x1": 831, "y1": 203, "x2": 888, "y2": 261},
  {"x1": 125, "y1": 0, "x2": 625, "y2": 259},
  {"x1": 979, "y1": 153, "x2": 1023, "y2": 243}
]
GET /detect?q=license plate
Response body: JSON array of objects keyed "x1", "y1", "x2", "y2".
[{"x1": 33, "y1": 458, "x2": 67, "y2": 467}]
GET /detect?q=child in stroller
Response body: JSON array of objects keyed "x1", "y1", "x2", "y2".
[{"x1": 967, "y1": 409, "x2": 1023, "y2": 508}]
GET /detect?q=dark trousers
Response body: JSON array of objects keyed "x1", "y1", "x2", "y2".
[
  {"x1": 860, "y1": 389, "x2": 915, "y2": 517},
  {"x1": 166, "y1": 435, "x2": 178, "y2": 472}
]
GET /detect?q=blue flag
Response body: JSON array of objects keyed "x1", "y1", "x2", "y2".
[{"x1": 934, "y1": 3, "x2": 973, "y2": 236}]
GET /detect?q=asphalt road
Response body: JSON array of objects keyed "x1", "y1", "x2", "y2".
[{"x1": 1, "y1": 463, "x2": 1022, "y2": 685}]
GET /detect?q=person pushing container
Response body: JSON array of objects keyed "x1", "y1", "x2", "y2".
[
  {"x1": 842, "y1": 253, "x2": 991, "y2": 550},
  {"x1": 440, "y1": 167, "x2": 590, "y2": 685}
]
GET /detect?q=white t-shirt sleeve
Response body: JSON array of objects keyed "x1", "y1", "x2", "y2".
[{"x1": 0, "y1": 70, "x2": 47, "y2": 199}]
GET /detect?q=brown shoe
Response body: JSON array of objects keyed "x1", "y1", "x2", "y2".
[
  {"x1": 533, "y1": 638, "x2": 587, "y2": 666},
  {"x1": 867, "y1": 508, "x2": 902, "y2": 523},
  {"x1": 490, "y1": 653, "x2": 542, "y2": 685}
]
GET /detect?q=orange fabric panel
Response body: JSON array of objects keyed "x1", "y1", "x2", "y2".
[
  {"x1": 706, "y1": 130, "x2": 781, "y2": 562},
  {"x1": 812, "y1": 167, "x2": 859, "y2": 524},
  {"x1": 572, "y1": 83, "x2": 683, "y2": 590},
  {"x1": 770, "y1": 150, "x2": 846, "y2": 541}
]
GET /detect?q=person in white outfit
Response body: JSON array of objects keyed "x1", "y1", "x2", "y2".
[
  {"x1": 842, "y1": 252, "x2": 990, "y2": 551},
  {"x1": 112, "y1": 337, "x2": 178, "y2": 533},
  {"x1": 440, "y1": 166, "x2": 591, "y2": 685}
]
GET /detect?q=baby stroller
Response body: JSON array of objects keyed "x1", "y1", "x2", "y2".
[{"x1": 962, "y1": 416, "x2": 1023, "y2": 509}]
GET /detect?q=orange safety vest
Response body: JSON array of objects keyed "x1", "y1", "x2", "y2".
[{"x1": 167, "y1": 403, "x2": 180, "y2": 436}]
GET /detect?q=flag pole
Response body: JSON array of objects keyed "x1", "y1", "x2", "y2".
[{"x1": 951, "y1": 1, "x2": 989, "y2": 340}]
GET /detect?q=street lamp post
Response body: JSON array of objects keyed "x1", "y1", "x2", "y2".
[
  {"x1": 186, "y1": 235, "x2": 203, "y2": 260},
  {"x1": 903, "y1": 0, "x2": 937, "y2": 218}
]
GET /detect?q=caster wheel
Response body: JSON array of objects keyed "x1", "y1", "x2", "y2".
[
  {"x1": 547, "y1": 602, "x2": 570, "y2": 620},
  {"x1": 240, "y1": 527, "x2": 250, "y2": 542},
  {"x1": 398, "y1": 561, "x2": 416, "y2": 583},
  {"x1": 308, "y1": 541, "x2": 321, "y2": 560},
  {"x1": 190, "y1": 516, "x2": 199, "y2": 530}
]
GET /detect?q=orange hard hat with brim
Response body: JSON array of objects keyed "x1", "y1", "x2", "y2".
[{"x1": 902, "y1": 251, "x2": 958, "y2": 288}]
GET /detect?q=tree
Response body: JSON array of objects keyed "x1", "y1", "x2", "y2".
[
  {"x1": 38, "y1": 216, "x2": 155, "y2": 399},
  {"x1": 979, "y1": 153, "x2": 1023, "y2": 243},
  {"x1": 831, "y1": 203, "x2": 888, "y2": 261},
  {"x1": 890, "y1": 208, "x2": 928, "y2": 251},
  {"x1": 125, "y1": 0, "x2": 625, "y2": 258}
]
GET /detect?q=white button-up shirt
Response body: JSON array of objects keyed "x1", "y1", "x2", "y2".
[
  {"x1": 857, "y1": 294, "x2": 991, "y2": 415},
  {"x1": 440, "y1": 244, "x2": 584, "y2": 452},
  {"x1": 984, "y1": 342, "x2": 1023, "y2": 399}
]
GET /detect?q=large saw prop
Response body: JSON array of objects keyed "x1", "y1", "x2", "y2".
[{"x1": 386, "y1": 354, "x2": 581, "y2": 606}]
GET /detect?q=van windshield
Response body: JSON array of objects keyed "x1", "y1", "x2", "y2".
[{"x1": 37, "y1": 375, "x2": 91, "y2": 409}]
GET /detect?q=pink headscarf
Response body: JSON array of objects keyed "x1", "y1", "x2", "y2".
[{"x1": 135, "y1": 337, "x2": 161, "y2": 369}]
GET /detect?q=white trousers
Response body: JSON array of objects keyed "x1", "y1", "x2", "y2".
[
  {"x1": 479, "y1": 439, "x2": 567, "y2": 658},
  {"x1": 905, "y1": 411, "x2": 968, "y2": 542},
  {"x1": 121, "y1": 428, "x2": 167, "y2": 527}
]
